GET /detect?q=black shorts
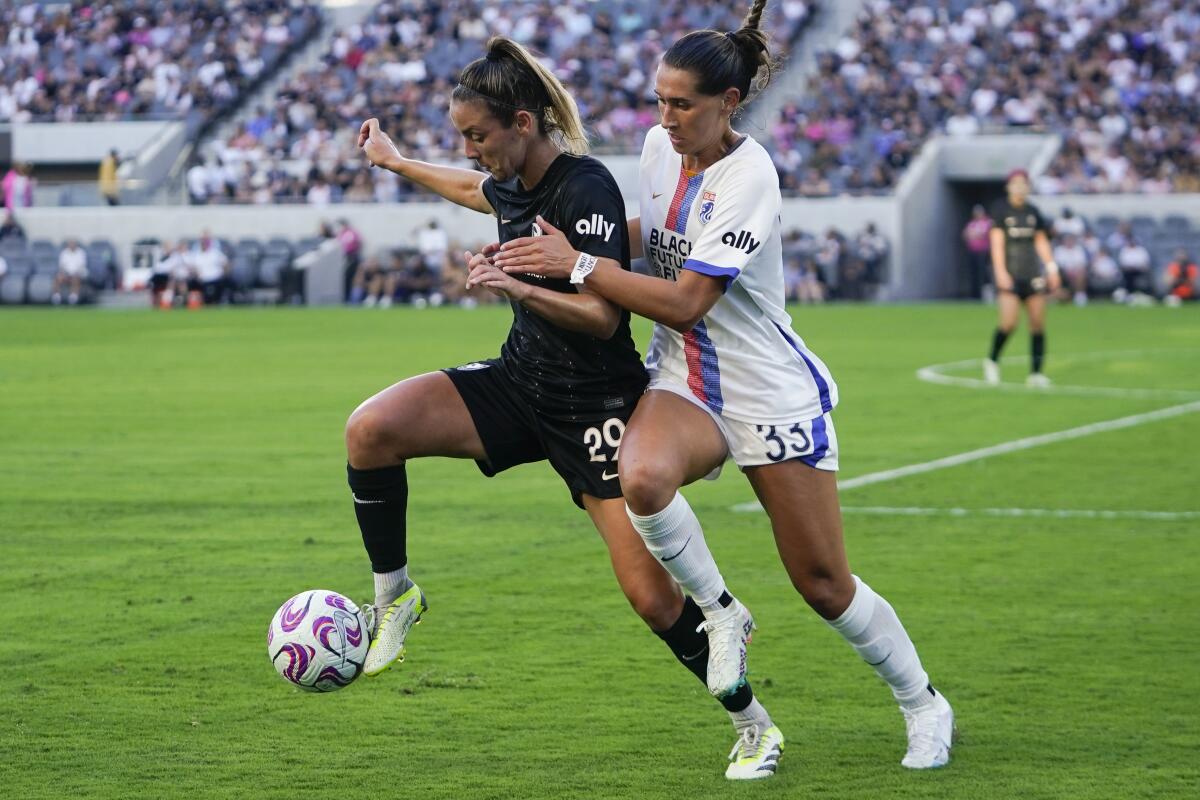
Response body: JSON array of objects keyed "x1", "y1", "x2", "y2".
[
  {"x1": 444, "y1": 359, "x2": 636, "y2": 509},
  {"x1": 1001, "y1": 276, "x2": 1047, "y2": 300}
]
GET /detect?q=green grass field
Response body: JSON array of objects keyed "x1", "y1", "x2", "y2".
[{"x1": 2, "y1": 303, "x2": 1198, "y2": 799}]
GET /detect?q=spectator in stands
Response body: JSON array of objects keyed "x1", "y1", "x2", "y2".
[
  {"x1": 416, "y1": 219, "x2": 449, "y2": 275},
  {"x1": 337, "y1": 218, "x2": 363, "y2": 301},
  {"x1": 1163, "y1": 250, "x2": 1198, "y2": 306},
  {"x1": 854, "y1": 223, "x2": 888, "y2": 288},
  {"x1": 814, "y1": 229, "x2": 842, "y2": 289},
  {"x1": 1052, "y1": 207, "x2": 1085, "y2": 240},
  {"x1": 52, "y1": 238, "x2": 87, "y2": 305},
  {"x1": 0, "y1": 210, "x2": 25, "y2": 242},
  {"x1": 1089, "y1": 248, "x2": 1122, "y2": 298},
  {"x1": 962, "y1": 205, "x2": 992, "y2": 300},
  {"x1": 187, "y1": 158, "x2": 211, "y2": 205},
  {"x1": 191, "y1": 231, "x2": 231, "y2": 305},
  {"x1": 152, "y1": 242, "x2": 192, "y2": 309},
  {"x1": 392, "y1": 248, "x2": 441, "y2": 308},
  {"x1": 1052, "y1": 233, "x2": 1089, "y2": 306},
  {"x1": 3, "y1": 162, "x2": 34, "y2": 210},
  {"x1": 350, "y1": 255, "x2": 396, "y2": 309},
  {"x1": 1116, "y1": 236, "x2": 1153, "y2": 302},
  {"x1": 98, "y1": 150, "x2": 121, "y2": 206}
]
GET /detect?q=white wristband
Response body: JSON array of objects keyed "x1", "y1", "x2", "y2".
[{"x1": 570, "y1": 252, "x2": 598, "y2": 285}]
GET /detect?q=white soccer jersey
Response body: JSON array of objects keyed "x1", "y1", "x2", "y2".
[{"x1": 639, "y1": 125, "x2": 838, "y2": 422}]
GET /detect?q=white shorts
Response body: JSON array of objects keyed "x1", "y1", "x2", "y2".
[
  {"x1": 60, "y1": 262, "x2": 87, "y2": 278},
  {"x1": 647, "y1": 379, "x2": 839, "y2": 475}
]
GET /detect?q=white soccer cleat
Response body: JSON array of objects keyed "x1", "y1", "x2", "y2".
[
  {"x1": 697, "y1": 599, "x2": 754, "y2": 698},
  {"x1": 725, "y1": 724, "x2": 784, "y2": 780},
  {"x1": 1026, "y1": 372, "x2": 1051, "y2": 388},
  {"x1": 900, "y1": 689, "x2": 954, "y2": 769},
  {"x1": 983, "y1": 358, "x2": 1001, "y2": 385},
  {"x1": 364, "y1": 583, "x2": 427, "y2": 676}
]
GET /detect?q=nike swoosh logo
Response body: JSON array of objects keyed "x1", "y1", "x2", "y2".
[
  {"x1": 661, "y1": 535, "x2": 692, "y2": 562},
  {"x1": 680, "y1": 647, "x2": 707, "y2": 662},
  {"x1": 501, "y1": 218, "x2": 512, "y2": 224},
  {"x1": 601, "y1": 470, "x2": 618, "y2": 480},
  {"x1": 652, "y1": 192, "x2": 663, "y2": 199},
  {"x1": 352, "y1": 495, "x2": 386, "y2": 505}
]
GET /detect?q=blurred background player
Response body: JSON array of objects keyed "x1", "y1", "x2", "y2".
[
  {"x1": 1163, "y1": 249, "x2": 1198, "y2": 307},
  {"x1": 962, "y1": 204, "x2": 993, "y2": 301},
  {"x1": 351, "y1": 36, "x2": 782, "y2": 779},
  {"x1": 984, "y1": 169, "x2": 1061, "y2": 387},
  {"x1": 496, "y1": 0, "x2": 953, "y2": 774}
]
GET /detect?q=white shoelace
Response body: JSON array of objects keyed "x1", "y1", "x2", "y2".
[
  {"x1": 729, "y1": 725, "x2": 762, "y2": 762},
  {"x1": 696, "y1": 607, "x2": 740, "y2": 664}
]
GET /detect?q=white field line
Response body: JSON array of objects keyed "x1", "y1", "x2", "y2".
[
  {"x1": 731, "y1": 399, "x2": 1200, "y2": 513},
  {"x1": 838, "y1": 506, "x2": 1200, "y2": 522},
  {"x1": 916, "y1": 349, "x2": 1200, "y2": 400}
]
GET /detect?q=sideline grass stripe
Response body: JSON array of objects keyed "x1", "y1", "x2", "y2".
[
  {"x1": 732, "y1": 400, "x2": 1200, "y2": 512},
  {"x1": 838, "y1": 506, "x2": 1200, "y2": 522}
]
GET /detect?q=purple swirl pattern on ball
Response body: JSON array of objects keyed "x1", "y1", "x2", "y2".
[
  {"x1": 343, "y1": 613, "x2": 364, "y2": 648},
  {"x1": 312, "y1": 615, "x2": 341, "y2": 657},
  {"x1": 279, "y1": 593, "x2": 313, "y2": 633},
  {"x1": 275, "y1": 643, "x2": 315, "y2": 684},
  {"x1": 324, "y1": 593, "x2": 353, "y2": 612},
  {"x1": 267, "y1": 626, "x2": 274, "y2": 646},
  {"x1": 315, "y1": 665, "x2": 355, "y2": 689}
]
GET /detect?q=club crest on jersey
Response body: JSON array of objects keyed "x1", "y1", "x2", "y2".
[
  {"x1": 531, "y1": 221, "x2": 544, "y2": 237},
  {"x1": 721, "y1": 229, "x2": 760, "y2": 254},
  {"x1": 575, "y1": 213, "x2": 615, "y2": 242},
  {"x1": 698, "y1": 191, "x2": 717, "y2": 225}
]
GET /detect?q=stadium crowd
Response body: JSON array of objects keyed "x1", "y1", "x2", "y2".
[
  {"x1": 0, "y1": 0, "x2": 319, "y2": 127},
  {"x1": 772, "y1": 0, "x2": 1200, "y2": 196},
  {"x1": 191, "y1": 0, "x2": 818, "y2": 205}
]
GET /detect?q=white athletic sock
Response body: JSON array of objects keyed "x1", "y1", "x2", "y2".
[
  {"x1": 828, "y1": 575, "x2": 930, "y2": 707},
  {"x1": 729, "y1": 697, "x2": 772, "y2": 734},
  {"x1": 627, "y1": 492, "x2": 728, "y2": 611},
  {"x1": 373, "y1": 566, "x2": 412, "y2": 607}
]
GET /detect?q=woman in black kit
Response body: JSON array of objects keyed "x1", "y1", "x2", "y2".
[{"x1": 349, "y1": 37, "x2": 779, "y2": 777}]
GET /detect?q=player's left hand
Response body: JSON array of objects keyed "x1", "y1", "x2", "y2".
[
  {"x1": 464, "y1": 250, "x2": 530, "y2": 301},
  {"x1": 1046, "y1": 270, "x2": 1062, "y2": 292},
  {"x1": 493, "y1": 216, "x2": 577, "y2": 279}
]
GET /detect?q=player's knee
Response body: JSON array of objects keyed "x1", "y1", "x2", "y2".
[
  {"x1": 794, "y1": 571, "x2": 854, "y2": 620},
  {"x1": 619, "y1": 457, "x2": 678, "y2": 516},
  {"x1": 345, "y1": 406, "x2": 396, "y2": 464}
]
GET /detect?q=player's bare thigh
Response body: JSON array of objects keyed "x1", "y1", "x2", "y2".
[
  {"x1": 346, "y1": 371, "x2": 486, "y2": 468},
  {"x1": 997, "y1": 290, "x2": 1021, "y2": 331},
  {"x1": 744, "y1": 459, "x2": 855, "y2": 620},
  {"x1": 618, "y1": 389, "x2": 728, "y2": 514}
]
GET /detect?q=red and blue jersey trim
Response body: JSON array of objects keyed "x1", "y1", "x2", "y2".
[
  {"x1": 683, "y1": 319, "x2": 723, "y2": 414},
  {"x1": 664, "y1": 169, "x2": 704, "y2": 234}
]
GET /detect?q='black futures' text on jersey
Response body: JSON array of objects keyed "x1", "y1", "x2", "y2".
[{"x1": 482, "y1": 154, "x2": 647, "y2": 417}]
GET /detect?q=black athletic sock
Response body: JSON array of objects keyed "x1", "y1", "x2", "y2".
[
  {"x1": 989, "y1": 328, "x2": 1010, "y2": 362},
  {"x1": 656, "y1": 597, "x2": 754, "y2": 713},
  {"x1": 1031, "y1": 332, "x2": 1046, "y2": 374},
  {"x1": 346, "y1": 462, "x2": 408, "y2": 573}
]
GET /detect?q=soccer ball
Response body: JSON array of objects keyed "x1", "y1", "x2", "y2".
[{"x1": 267, "y1": 590, "x2": 370, "y2": 692}]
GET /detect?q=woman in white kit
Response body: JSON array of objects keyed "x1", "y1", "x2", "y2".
[{"x1": 494, "y1": 0, "x2": 955, "y2": 772}]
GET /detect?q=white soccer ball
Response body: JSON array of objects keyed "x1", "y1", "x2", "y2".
[{"x1": 267, "y1": 590, "x2": 369, "y2": 692}]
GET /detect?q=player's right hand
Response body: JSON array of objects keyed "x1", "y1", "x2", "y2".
[
  {"x1": 358, "y1": 118, "x2": 402, "y2": 170},
  {"x1": 994, "y1": 271, "x2": 1014, "y2": 292}
]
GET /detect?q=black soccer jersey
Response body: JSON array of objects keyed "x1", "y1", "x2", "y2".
[
  {"x1": 481, "y1": 154, "x2": 647, "y2": 417},
  {"x1": 990, "y1": 198, "x2": 1048, "y2": 281}
]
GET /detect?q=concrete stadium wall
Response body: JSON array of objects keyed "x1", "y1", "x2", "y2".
[{"x1": 9, "y1": 121, "x2": 179, "y2": 165}]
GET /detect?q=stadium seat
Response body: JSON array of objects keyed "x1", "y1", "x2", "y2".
[
  {"x1": 265, "y1": 238, "x2": 294, "y2": 259},
  {"x1": 88, "y1": 239, "x2": 118, "y2": 269},
  {"x1": 1130, "y1": 215, "x2": 1158, "y2": 237},
  {"x1": 34, "y1": 255, "x2": 59, "y2": 274},
  {"x1": 0, "y1": 239, "x2": 27, "y2": 258},
  {"x1": 236, "y1": 239, "x2": 265, "y2": 263},
  {"x1": 30, "y1": 240, "x2": 57, "y2": 260},
  {"x1": 5, "y1": 255, "x2": 34, "y2": 276},
  {"x1": 230, "y1": 255, "x2": 259, "y2": 290},
  {"x1": 1162, "y1": 215, "x2": 1192, "y2": 234},
  {"x1": 0, "y1": 273, "x2": 28, "y2": 304},
  {"x1": 257, "y1": 255, "x2": 289, "y2": 288},
  {"x1": 296, "y1": 237, "x2": 323, "y2": 254},
  {"x1": 86, "y1": 254, "x2": 110, "y2": 290},
  {"x1": 25, "y1": 273, "x2": 54, "y2": 304}
]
